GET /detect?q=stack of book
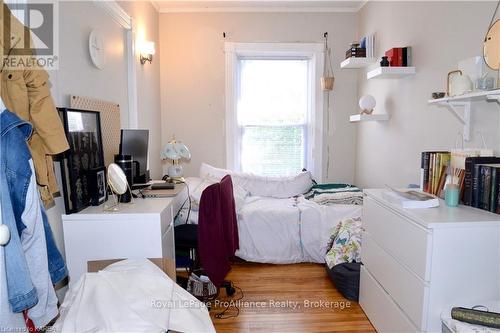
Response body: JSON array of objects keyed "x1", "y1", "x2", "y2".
[
  {"x1": 463, "y1": 157, "x2": 500, "y2": 213},
  {"x1": 345, "y1": 44, "x2": 366, "y2": 59},
  {"x1": 421, "y1": 151, "x2": 460, "y2": 198},
  {"x1": 345, "y1": 34, "x2": 375, "y2": 59},
  {"x1": 385, "y1": 47, "x2": 412, "y2": 67}
]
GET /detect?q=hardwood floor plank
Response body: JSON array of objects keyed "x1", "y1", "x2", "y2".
[{"x1": 209, "y1": 263, "x2": 375, "y2": 332}]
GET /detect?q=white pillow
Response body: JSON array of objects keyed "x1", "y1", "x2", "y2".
[
  {"x1": 186, "y1": 173, "x2": 248, "y2": 213},
  {"x1": 232, "y1": 171, "x2": 314, "y2": 198},
  {"x1": 189, "y1": 177, "x2": 216, "y2": 211},
  {"x1": 199, "y1": 163, "x2": 230, "y2": 180},
  {"x1": 198, "y1": 163, "x2": 313, "y2": 199}
]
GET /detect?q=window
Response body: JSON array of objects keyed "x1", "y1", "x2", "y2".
[
  {"x1": 238, "y1": 59, "x2": 308, "y2": 176},
  {"x1": 225, "y1": 43, "x2": 324, "y2": 179}
]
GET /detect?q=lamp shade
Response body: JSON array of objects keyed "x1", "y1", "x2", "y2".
[
  {"x1": 141, "y1": 41, "x2": 156, "y2": 56},
  {"x1": 174, "y1": 142, "x2": 191, "y2": 159},
  {"x1": 359, "y1": 95, "x2": 376, "y2": 111},
  {"x1": 161, "y1": 140, "x2": 190, "y2": 161}
]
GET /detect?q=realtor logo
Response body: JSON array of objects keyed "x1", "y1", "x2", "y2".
[{"x1": 2, "y1": 1, "x2": 59, "y2": 70}]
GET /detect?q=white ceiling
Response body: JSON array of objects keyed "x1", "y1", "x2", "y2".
[{"x1": 153, "y1": 0, "x2": 367, "y2": 13}]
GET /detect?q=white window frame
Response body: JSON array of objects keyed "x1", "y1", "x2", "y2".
[{"x1": 225, "y1": 42, "x2": 325, "y2": 180}]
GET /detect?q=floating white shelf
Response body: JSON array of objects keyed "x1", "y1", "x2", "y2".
[
  {"x1": 350, "y1": 114, "x2": 390, "y2": 122},
  {"x1": 340, "y1": 57, "x2": 377, "y2": 69},
  {"x1": 427, "y1": 89, "x2": 500, "y2": 142},
  {"x1": 367, "y1": 66, "x2": 416, "y2": 79},
  {"x1": 428, "y1": 89, "x2": 500, "y2": 104}
]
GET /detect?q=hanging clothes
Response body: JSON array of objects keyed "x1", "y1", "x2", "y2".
[
  {"x1": 1, "y1": 3, "x2": 70, "y2": 207},
  {"x1": 1, "y1": 109, "x2": 58, "y2": 328},
  {"x1": 0, "y1": 110, "x2": 27, "y2": 328}
]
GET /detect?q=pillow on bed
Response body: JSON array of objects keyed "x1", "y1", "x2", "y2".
[
  {"x1": 198, "y1": 163, "x2": 313, "y2": 199},
  {"x1": 187, "y1": 175, "x2": 248, "y2": 213},
  {"x1": 199, "y1": 163, "x2": 230, "y2": 180},
  {"x1": 232, "y1": 171, "x2": 314, "y2": 199}
]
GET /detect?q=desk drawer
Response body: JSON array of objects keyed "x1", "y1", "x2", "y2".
[
  {"x1": 160, "y1": 205, "x2": 174, "y2": 236},
  {"x1": 363, "y1": 196, "x2": 431, "y2": 280},
  {"x1": 363, "y1": 233, "x2": 428, "y2": 330},
  {"x1": 360, "y1": 266, "x2": 418, "y2": 333}
]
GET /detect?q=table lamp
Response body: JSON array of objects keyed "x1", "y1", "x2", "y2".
[{"x1": 161, "y1": 138, "x2": 191, "y2": 182}]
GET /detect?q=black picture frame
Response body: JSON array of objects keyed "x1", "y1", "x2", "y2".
[{"x1": 58, "y1": 108, "x2": 105, "y2": 214}]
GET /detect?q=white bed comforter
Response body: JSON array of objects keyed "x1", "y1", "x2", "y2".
[{"x1": 235, "y1": 196, "x2": 362, "y2": 264}]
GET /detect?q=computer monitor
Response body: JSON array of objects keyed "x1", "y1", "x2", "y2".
[{"x1": 119, "y1": 129, "x2": 149, "y2": 184}]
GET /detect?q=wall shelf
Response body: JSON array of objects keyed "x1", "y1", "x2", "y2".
[
  {"x1": 367, "y1": 66, "x2": 416, "y2": 79},
  {"x1": 427, "y1": 89, "x2": 500, "y2": 141},
  {"x1": 350, "y1": 114, "x2": 390, "y2": 122},
  {"x1": 428, "y1": 89, "x2": 500, "y2": 104},
  {"x1": 341, "y1": 57, "x2": 377, "y2": 69}
]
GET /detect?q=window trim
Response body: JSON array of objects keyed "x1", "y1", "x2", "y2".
[{"x1": 225, "y1": 42, "x2": 325, "y2": 180}]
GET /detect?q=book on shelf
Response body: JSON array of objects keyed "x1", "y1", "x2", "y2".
[
  {"x1": 420, "y1": 151, "x2": 451, "y2": 196},
  {"x1": 463, "y1": 157, "x2": 500, "y2": 206},
  {"x1": 385, "y1": 47, "x2": 412, "y2": 67},
  {"x1": 471, "y1": 163, "x2": 500, "y2": 212}
]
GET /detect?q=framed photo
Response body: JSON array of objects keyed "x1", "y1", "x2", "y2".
[
  {"x1": 58, "y1": 108, "x2": 105, "y2": 214},
  {"x1": 86, "y1": 166, "x2": 107, "y2": 206}
]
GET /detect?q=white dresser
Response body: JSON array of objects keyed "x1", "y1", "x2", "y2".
[
  {"x1": 360, "y1": 189, "x2": 500, "y2": 333},
  {"x1": 62, "y1": 188, "x2": 187, "y2": 287}
]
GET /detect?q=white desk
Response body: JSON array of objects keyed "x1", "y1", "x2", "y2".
[
  {"x1": 360, "y1": 189, "x2": 500, "y2": 333},
  {"x1": 62, "y1": 186, "x2": 187, "y2": 286}
]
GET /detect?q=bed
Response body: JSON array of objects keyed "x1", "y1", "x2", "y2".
[{"x1": 179, "y1": 164, "x2": 362, "y2": 264}]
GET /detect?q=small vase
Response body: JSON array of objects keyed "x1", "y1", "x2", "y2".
[{"x1": 380, "y1": 56, "x2": 389, "y2": 67}]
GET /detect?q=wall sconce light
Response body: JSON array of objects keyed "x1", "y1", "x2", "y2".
[{"x1": 139, "y1": 41, "x2": 155, "y2": 65}]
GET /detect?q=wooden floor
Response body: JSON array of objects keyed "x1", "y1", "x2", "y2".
[{"x1": 209, "y1": 262, "x2": 375, "y2": 333}]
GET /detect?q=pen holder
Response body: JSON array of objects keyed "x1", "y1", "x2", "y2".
[{"x1": 445, "y1": 184, "x2": 460, "y2": 207}]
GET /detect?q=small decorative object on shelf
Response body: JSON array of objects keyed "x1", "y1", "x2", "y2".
[
  {"x1": 447, "y1": 70, "x2": 473, "y2": 97},
  {"x1": 431, "y1": 92, "x2": 446, "y2": 99},
  {"x1": 359, "y1": 95, "x2": 376, "y2": 115},
  {"x1": 475, "y1": 75, "x2": 496, "y2": 90},
  {"x1": 380, "y1": 56, "x2": 389, "y2": 67}
]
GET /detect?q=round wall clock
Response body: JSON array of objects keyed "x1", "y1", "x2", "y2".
[{"x1": 89, "y1": 29, "x2": 106, "y2": 70}]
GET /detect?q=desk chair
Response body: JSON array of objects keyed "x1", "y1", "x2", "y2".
[{"x1": 174, "y1": 175, "x2": 237, "y2": 296}]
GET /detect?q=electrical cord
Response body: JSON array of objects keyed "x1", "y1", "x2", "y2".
[
  {"x1": 177, "y1": 179, "x2": 192, "y2": 224},
  {"x1": 214, "y1": 284, "x2": 244, "y2": 320}
]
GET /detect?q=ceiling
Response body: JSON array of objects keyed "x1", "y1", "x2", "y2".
[{"x1": 152, "y1": 0, "x2": 367, "y2": 13}]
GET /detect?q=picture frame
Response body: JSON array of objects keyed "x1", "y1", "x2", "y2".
[
  {"x1": 58, "y1": 108, "x2": 105, "y2": 214},
  {"x1": 86, "y1": 166, "x2": 107, "y2": 206}
]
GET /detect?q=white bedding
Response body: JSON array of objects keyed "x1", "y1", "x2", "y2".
[
  {"x1": 183, "y1": 176, "x2": 362, "y2": 264},
  {"x1": 235, "y1": 196, "x2": 362, "y2": 264}
]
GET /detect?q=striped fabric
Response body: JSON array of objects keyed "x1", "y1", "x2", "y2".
[{"x1": 304, "y1": 183, "x2": 363, "y2": 206}]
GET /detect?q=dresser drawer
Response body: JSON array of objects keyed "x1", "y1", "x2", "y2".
[
  {"x1": 360, "y1": 266, "x2": 419, "y2": 333},
  {"x1": 363, "y1": 196, "x2": 431, "y2": 280},
  {"x1": 363, "y1": 233, "x2": 429, "y2": 330}
]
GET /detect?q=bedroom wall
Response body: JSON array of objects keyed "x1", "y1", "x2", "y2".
[
  {"x1": 119, "y1": 1, "x2": 162, "y2": 180},
  {"x1": 41, "y1": 1, "x2": 160, "y2": 295},
  {"x1": 159, "y1": 12, "x2": 359, "y2": 183},
  {"x1": 355, "y1": 1, "x2": 500, "y2": 188}
]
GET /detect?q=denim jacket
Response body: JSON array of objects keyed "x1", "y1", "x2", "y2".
[
  {"x1": 0, "y1": 110, "x2": 38, "y2": 312},
  {"x1": 2, "y1": 110, "x2": 62, "y2": 326}
]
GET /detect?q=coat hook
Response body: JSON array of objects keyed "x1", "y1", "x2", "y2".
[{"x1": 223, "y1": 32, "x2": 226, "y2": 38}]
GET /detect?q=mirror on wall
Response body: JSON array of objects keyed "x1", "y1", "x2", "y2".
[{"x1": 484, "y1": 19, "x2": 500, "y2": 70}]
